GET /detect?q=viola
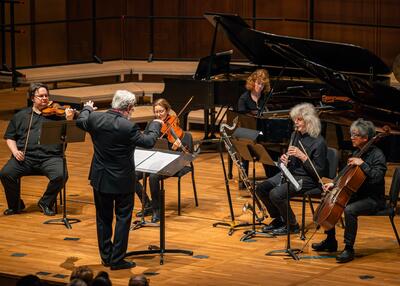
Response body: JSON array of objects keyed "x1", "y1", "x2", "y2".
[
  {"x1": 313, "y1": 131, "x2": 389, "y2": 230},
  {"x1": 160, "y1": 114, "x2": 189, "y2": 152},
  {"x1": 41, "y1": 102, "x2": 72, "y2": 117}
]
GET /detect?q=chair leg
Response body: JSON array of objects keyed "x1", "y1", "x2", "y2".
[
  {"x1": 178, "y1": 177, "x2": 181, "y2": 216},
  {"x1": 301, "y1": 195, "x2": 306, "y2": 240},
  {"x1": 308, "y1": 196, "x2": 315, "y2": 215},
  {"x1": 389, "y1": 216, "x2": 400, "y2": 246},
  {"x1": 191, "y1": 166, "x2": 198, "y2": 207}
]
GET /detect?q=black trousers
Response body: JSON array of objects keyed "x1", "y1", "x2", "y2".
[
  {"x1": 255, "y1": 173, "x2": 317, "y2": 225},
  {"x1": 93, "y1": 188, "x2": 134, "y2": 264},
  {"x1": 325, "y1": 196, "x2": 382, "y2": 248},
  {"x1": 135, "y1": 172, "x2": 161, "y2": 215},
  {"x1": 0, "y1": 156, "x2": 66, "y2": 209}
]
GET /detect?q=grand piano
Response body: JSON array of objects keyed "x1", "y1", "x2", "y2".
[{"x1": 155, "y1": 12, "x2": 400, "y2": 161}]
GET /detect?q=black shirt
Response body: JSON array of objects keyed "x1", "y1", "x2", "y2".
[
  {"x1": 4, "y1": 107, "x2": 64, "y2": 159},
  {"x1": 237, "y1": 90, "x2": 268, "y2": 113},
  {"x1": 289, "y1": 132, "x2": 328, "y2": 189}
]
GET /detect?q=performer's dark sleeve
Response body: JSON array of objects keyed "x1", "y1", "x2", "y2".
[
  {"x1": 3, "y1": 115, "x2": 18, "y2": 140},
  {"x1": 359, "y1": 148, "x2": 387, "y2": 185},
  {"x1": 131, "y1": 120, "x2": 161, "y2": 148},
  {"x1": 76, "y1": 106, "x2": 93, "y2": 131},
  {"x1": 237, "y1": 92, "x2": 247, "y2": 112}
]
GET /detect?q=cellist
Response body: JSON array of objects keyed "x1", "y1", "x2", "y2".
[{"x1": 312, "y1": 118, "x2": 387, "y2": 263}]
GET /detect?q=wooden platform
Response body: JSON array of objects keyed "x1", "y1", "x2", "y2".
[
  {"x1": 0, "y1": 60, "x2": 198, "y2": 84},
  {"x1": 0, "y1": 92, "x2": 399, "y2": 286}
]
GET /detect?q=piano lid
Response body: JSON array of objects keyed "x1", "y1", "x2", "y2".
[{"x1": 204, "y1": 13, "x2": 391, "y2": 76}]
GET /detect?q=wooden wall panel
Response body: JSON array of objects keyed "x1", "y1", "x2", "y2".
[
  {"x1": 67, "y1": 21, "x2": 92, "y2": 62},
  {"x1": 315, "y1": 0, "x2": 376, "y2": 24},
  {"x1": 124, "y1": 19, "x2": 150, "y2": 59},
  {"x1": 96, "y1": 19, "x2": 121, "y2": 60},
  {"x1": 255, "y1": 0, "x2": 309, "y2": 19},
  {"x1": 35, "y1": 24, "x2": 67, "y2": 65},
  {"x1": 380, "y1": 28, "x2": 400, "y2": 68},
  {"x1": 380, "y1": 0, "x2": 400, "y2": 25}
]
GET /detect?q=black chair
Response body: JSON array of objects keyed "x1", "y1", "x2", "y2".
[
  {"x1": 172, "y1": 131, "x2": 198, "y2": 215},
  {"x1": 361, "y1": 167, "x2": 400, "y2": 246},
  {"x1": 299, "y1": 147, "x2": 339, "y2": 240}
]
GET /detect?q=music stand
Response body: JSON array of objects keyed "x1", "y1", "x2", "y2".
[
  {"x1": 131, "y1": 139, "x2": 169, "y2": 230},
  {"x1": 265, "y1": 162, "x2": 302, "y2": 260},
  {"x1": 125, "y1": 148, "x2": 196, "y2": 265},
  {"x1": 39, "y1": 120, "x2": 85, "y2": 229},
  {"x1": 237, "y1": 142, "x2": 275, "y2": 241}
]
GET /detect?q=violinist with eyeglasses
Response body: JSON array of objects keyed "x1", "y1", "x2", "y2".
[
  {"x1": 312, "y1": 119, "x2": 387, "y2": 263},
  {"x1": 0, "y1": 83, "x2": 75, "y2": 217},
  {"x1": 135, "y1": 98, "x2": 189, "y2": 223},
  {"x1": 254, "y1": 102, "x2": 328, "y2": 236}
]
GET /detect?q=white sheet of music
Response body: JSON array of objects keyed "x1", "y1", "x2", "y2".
[
  {"x1": 134, "y1": 149, "x2": 155, "y2": 167},
  {"x1": 135, "y1": 149, "x2": 180, "y2": 173},
  {"x1": 279, "y1": 162, "x2": 302, "y2": 191}
]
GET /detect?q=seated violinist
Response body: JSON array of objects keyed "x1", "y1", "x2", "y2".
[
  {"x1": 312, "y1": 118, "x2": 387, "y2": 263},
  {"x1": 255, "y1": 102, "x2": 328, "y2": 235},
  {"x1": 135, "y1": 98, "x2": 187, "y2": 223},
  {"x1": 0, "y1": 83, "x2": 75, "y2": 216}
]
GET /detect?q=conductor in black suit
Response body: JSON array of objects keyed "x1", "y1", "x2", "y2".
[{"x1": 76, "y1": 90, "x2": 162, "y2": 270}]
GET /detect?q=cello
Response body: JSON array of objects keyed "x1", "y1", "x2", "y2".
[{"x1": 313, "y1": 131, "x2": 388, "y2": 230}]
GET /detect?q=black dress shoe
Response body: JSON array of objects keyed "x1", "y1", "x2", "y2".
[
  {"x1": 110, "y1": 259, "x2": 136, "y2": 270},
  {"x1": 336, "y1": 248, "x2": 354, "y2": 263},
  {"x1": 3, "y1": 200, "x2": 25, "y2": 216},
  {"x1": 136, "y1": 206, "x2": 153, "y2": 217},
  {"x1": 311, "y1": 239, "x2": 338, "y2": 252},
  {"x1": 37, "y1": 201, "x2": 56, "y2": 216},
  {"x1": 271, "y1": 224, "x2": 300, "y2": 236},
  {"x1": 262, "y1": 218, "x2": 285, "y2": 233},
  {"x1": 101, "y1": 260, "x2": 111, "y2": 267},
  {"x1": 151, "y1": 214, "x2": 160, "y2": 223}
]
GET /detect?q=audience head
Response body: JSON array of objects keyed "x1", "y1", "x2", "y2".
[
  {"x1": 70, "y1": 266, "x2": 94, "y2": 286},
  {"x1": 129, "y1": 274, "x2": 149, "y2": 286},
  {"x1": 16, "y1": 275, "x2": 42, "y2": 286},
  {"x1": 350, "y1": 118, "x2": 376, "y2": 140},
  {"x1": 289, "y1": 102, "x2": 321, "y2": 137},
  {"x1": 91, "y1": 271, "x2": 112, "y2": 286}
]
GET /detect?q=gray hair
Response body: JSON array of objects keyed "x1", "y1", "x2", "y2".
[
  {"x1": 111, "y1": 90, "x2": 136, "y2": 110},
  {"x1": 350, "y1": 118, "x2": 376, "y2": 139},
  {"x1": 289, "y1": 102, "x2": 321, "y2": 138}
]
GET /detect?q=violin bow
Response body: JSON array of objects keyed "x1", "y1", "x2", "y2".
[
  {"x1": 298, "y1": 139, "x2": 325, "y2": 186},
  {"x1": 23, "y1": 108, "x2": 35, "y2": 155},
  {"x1": 160, "y1": 95, "x2": 194, "y2": 138}
]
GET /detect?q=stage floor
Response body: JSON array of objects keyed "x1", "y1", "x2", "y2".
[{"x1": 0, "y1": 92, "x2": 399, "y2": 286}]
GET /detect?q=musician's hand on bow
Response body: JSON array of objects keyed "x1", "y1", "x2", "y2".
[
  {"x1": 280, "y1": 153, "x2": 289, "y2": 166},
  {"x1": 13, "y1": 150, "x2": 25, "y2": 161},
  {"x1": 347, "y1": 157, "x2": 364, "y2": 166},
  {"x1": 321, "y1": 182, "x2": 334, "y2": 199},
  {"x1": 287, "y1": 146, "x2": 307, "y2": 162},
  {"x1": 65, "y1": 107, "x2": 75, "y2": 120}
]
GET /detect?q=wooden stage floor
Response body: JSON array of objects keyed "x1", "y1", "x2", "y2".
[{"x1": 0, "y1": 93, "x2": 400, "y2": 286}]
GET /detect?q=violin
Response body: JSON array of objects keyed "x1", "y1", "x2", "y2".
[
  {"x1": 160, "y1": 114, "x2": 190, "y2": 152},
  {"x1": 41, "y1": 102, "x2": 72, "y2": 117}
]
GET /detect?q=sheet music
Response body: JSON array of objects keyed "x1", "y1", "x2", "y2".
[
  {"x1": 134, "y1": 149, "x2": 155, "y2": 167},
  {"x1": 278, "y1": 162, "x2": 302, "y2": 191},
  {"x1": 136, "y1": 151, "x2": 180, "y2": 173}
]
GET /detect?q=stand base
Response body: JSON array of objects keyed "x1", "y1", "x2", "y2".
[
  {"x1": 240, "y1": 229, "x2": 274, "y2": 241},
  {"x1": 130, "y1": 219, "x2": 160, "y2": 230},
  {"x1": 43, "y1": 217, "x2": 81, "y2": 229},
  {"x1": 126, "y1": 245, "x2": 193, "y2": 265},
  {"x1": 213, "y1": 221, "x2": 252, "y2": 236},
  {"x1": 265, "y1": 248, "x2": 302, "y2": 260}
]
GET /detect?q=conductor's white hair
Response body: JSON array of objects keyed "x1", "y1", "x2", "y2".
[
  {"x1": 111, "y1": 90, "x2": 136, "y2": 110},
  {"x1": 290, "y1": 102, "x2": 321, "y2": 138}
]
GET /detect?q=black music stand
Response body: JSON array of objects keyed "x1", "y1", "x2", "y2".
[
  {"x1": 39, "y1": 120, "x2": 85, "y2": 229},
  {"x1": 236, "y1": 142, "x2": 275, "y2": 241},
  {"x1": 131, "y1": 139, "x2": 169, "y2": 230},
  {"x1": 126, "y1": 148, "x2": 196, "y2": 265},
  {"x1": 265, "y1": 162, "x2": 302, "y2": 260}
]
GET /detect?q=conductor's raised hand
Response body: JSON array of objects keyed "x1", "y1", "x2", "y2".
[{"x1": 84, "y1": 100, "x2": 98, "y2": 110}]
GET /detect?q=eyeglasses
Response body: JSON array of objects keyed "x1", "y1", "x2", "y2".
[{"x1": 350, "y1": 133, "x2": 362, "y2": 138}]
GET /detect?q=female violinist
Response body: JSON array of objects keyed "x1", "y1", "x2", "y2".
[
  {"x1": 135, "y1": 98, "x2": 187, "y2": 223},
  {"x1": 312, "y1": 119, "x2": 387, "y2": 263}
]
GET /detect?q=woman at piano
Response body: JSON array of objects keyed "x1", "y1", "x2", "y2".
[
  {"x1": 135, "y1": 98, "x2": 186, "y2": 223},
  {"x1": 236, "y1": 69, "x2": 278, "y2": 186},
  {"x1": 237, "y1": 69, "x2": 270, "y2": 115}
]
